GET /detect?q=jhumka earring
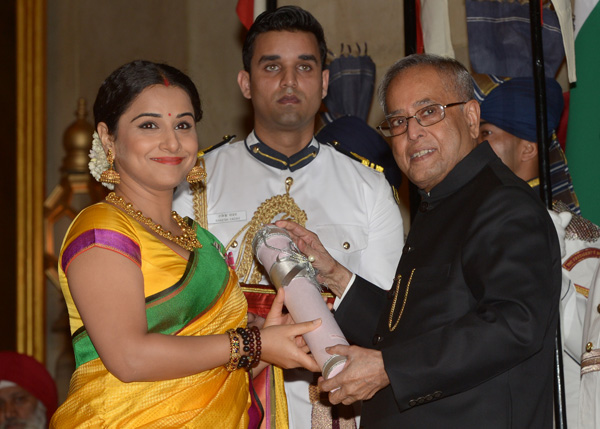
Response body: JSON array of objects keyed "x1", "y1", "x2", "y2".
[
  {"x1": 186, "y1": 164, "x2": 207, "y2": 184},
  {"x1": 100, "y1": 148, "x2": 121, "y2": 184}
]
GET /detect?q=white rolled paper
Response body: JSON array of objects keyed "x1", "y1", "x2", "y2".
[{"x1": 252, "y1": 225, "x2": 348, "y2": 379}]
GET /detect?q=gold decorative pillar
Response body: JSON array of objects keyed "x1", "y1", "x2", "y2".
[
  {"x1": 16, "y1": 0, "x2": 46, "y2": 362},
  {"x1": 45, "y1": 98, "x2": 105, "y2": 288},
  {"x1": 44, "y1": 98, "x2": 105, "y2": 401}
]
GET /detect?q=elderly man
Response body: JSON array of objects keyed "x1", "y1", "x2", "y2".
[
  {"x1": 278, "y1": 54, "x2": 561, "y2": 428},
  {"x1": 174, "y1": 6, "x2": 403, "y2": 428},
  {"x1": 0, "y1": 351, "x2": 58, "y2": 429},
  {"x1": 478, "y1": 76, "x2": 600, "y2": 429}
]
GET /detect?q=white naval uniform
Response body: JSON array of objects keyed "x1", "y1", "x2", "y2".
[
  {"x1": 174, "y1": 131, "x2": 404, "y2": 428},
  {"x1": 581, "y1": 263, "x2": 600, "y2": 429},
  {"x1": 550, "y1": 206, "x2": 600, "y2": 429}
]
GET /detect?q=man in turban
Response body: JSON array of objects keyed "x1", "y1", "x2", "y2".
[
  {"x1": 477, "y1": 75, "x2": 578, "y2": 212},
  {"x1": 477, "y1": 76, "x2": 600, "y2": 429},
  {"x1": 0, "y1": 351, "x2": 58, "y2": 428}
]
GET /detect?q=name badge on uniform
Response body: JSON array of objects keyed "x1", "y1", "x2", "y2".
[{"x1": 208, "y1": 211, "x2": 247, "y2": 224}]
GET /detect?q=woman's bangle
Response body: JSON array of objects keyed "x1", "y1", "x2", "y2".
[
  {"x1": 225, "y1": 329, "x2": 242, "y2": 372},
  {"x1": 225, "y1": 327, "x2": 263, "y2": 372}
]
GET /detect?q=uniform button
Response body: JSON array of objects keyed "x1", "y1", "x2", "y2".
[
  {"x1": 331, "y1": 140, "x2": 340, "y2": 146},
  {"x1": 587, "y1": 342, "x2": 594, "y2": 352},
  {"x1": 285, "y1": 177, "x2": 293, "y2": 186},
  {"x1": 343, "y1": 242, "x2": 350, "y2": 250},
  {"x1": 433, "y1": 391, "x2": 442, "y2": 398},
  {"x1": 417, "y1": 397, "x2": 425, "y2": 405},
  {"x1": 419, "y1": 201, "x2": 429, "y2": 212},
  {"x1": 372, "y1": 334, "x2": 383, "y2": 345},
  {"x1": 597, "y1": 303, "x2": 600, "y2": 314},
  {"x1": 408, "y1": 399, "x2": 417, "y2": 407},
  {"x1": 231, "y1": 241, "x2": 238, "y2": 248},
  {"x1": 252, "y1": 146, "x2": 259, "y2": 153},
  {"x1": 222, "y1": 134, "x2": 231, "y2": 140},
  {"x1": 425, "y1": 394, "x2": 433, "y2": 401}
]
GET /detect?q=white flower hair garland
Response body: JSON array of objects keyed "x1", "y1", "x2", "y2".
[{"x1": 88, "y1": 131, "x2": 115, "y2": 190}]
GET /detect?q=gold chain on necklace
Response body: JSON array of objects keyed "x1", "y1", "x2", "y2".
[
  {"x1": 388, "y1": 268, "x2": 416, "y2": 332},
  {"x1": 106, "y1": 192, "x2": 202, "y2": 252}
]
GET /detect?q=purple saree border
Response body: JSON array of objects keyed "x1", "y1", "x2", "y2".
[
  {"x1": 61, "y1": 229, "x2": 141, "y2": 273},
  {"x1": 248, "y1": 375, "x2": 264, "y2": 429}
]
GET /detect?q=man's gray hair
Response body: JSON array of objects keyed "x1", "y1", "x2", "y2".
[{"x1": 378, "y1": 54, "x2": 475, "y2": 115}]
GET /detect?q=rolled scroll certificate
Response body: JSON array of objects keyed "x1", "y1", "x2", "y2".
[{"x1": 252, "y1": 225, "x2": 348, "y2": 379}]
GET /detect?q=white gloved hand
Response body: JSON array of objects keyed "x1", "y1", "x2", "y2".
[{"x1": 548, "y1": 209, "x2": 572, "y2": 258}]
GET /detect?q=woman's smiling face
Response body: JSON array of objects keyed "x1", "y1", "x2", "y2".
[{"x1": 101, "y1": 84, "x2": 198, "y2": 192}]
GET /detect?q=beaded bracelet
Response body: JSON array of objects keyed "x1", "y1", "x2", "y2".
[
  {"x1": 250, "y1": 326, "x2": 262, "y2": 368},
  {"x1": 237, "y1": 327, "x2": 252, "y2": 369},
  {"x1": 225, "y1": 327, "x2": 263, "y2": 372}
]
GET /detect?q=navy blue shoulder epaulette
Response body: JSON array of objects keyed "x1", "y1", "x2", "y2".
[
  {"x1": 324, "y1": 139, "x2": 384, "y2": 173},
  {"x1": 197, "y1": 134, "x2": 236, "y2": 158}
]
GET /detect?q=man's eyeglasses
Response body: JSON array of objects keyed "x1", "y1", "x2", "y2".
[{"x1": 377, "y1": 102, "x2": 467, "y2": 137}]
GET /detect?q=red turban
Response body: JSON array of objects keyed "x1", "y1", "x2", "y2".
[{"x1": 0, "y1": 351, "x2": 58, "y2": 423}]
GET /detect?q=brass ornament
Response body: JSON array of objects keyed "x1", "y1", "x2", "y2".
[{"x1": 186, "y1": 164, "x2": 207, "y2": 184}]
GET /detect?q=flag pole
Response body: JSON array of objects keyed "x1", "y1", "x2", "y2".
[
  {"x1": 529, "y1": 1, "x2": 567, "y2": 427},
  {"x1": 404, "y1": 0, "x2": 420, "y2": 222}
]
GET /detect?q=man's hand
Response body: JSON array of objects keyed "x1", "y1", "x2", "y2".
[
  {"x1": 318, "y1": 345, "x2": 390, "y2": 405},
  {"x1": 247, "y1": 312, "x2": 266, "y2": 329},
  {"x1": 275, "y1": 220, "x2": 353, "y2": 297},
  {"x1": 548, "y1": 209, "x2": 571, "y2": 259}
]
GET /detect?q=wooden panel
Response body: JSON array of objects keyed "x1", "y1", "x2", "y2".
[{"x1": 16, "y1": 0, "x2": 46, "y2": 363}]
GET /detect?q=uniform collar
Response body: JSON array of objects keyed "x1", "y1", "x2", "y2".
[
  {"x1": 418, "y1": 142, "x2": 496, "y2": 211},
  {"x1": 245, "y1": 131, "x2": 320, "y2": 171},
  {"x1": 527, "y1": 177, "x2": 540, "y2": 189}
]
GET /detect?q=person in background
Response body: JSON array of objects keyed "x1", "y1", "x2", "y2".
[
  {"x1": 315, "y1": 114, "x2": 404, "y2": 200},
  {"x1": 0, "y1": 351, "x2": 58, "y2": 429},
  {"x1": 476, "y1": 75, "x2": 578, "y2": 212},
  {"x1": 581, "y1": 262, "x2": 600, "y2": 429},
  {"x1": 174, "y1": 6, "x2": 403, "y2": 428},
  {"x1": 277, "y1": 53, "x2": 561, "y2": 428},
  {"x1": 50, "y1": 60, "x2": 319, "y2": 428},
  {"x1": 478, "y1": 76, "x2": 600, "y2": 429}
]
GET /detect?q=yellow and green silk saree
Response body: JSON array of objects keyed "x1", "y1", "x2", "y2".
[{"x1": 51, "y1": 203, "x2": 259, "y2": 428}]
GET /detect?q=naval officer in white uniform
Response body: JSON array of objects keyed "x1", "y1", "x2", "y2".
[{"x1": 174, "y1": 6, "x2": 404, "y2": 429}]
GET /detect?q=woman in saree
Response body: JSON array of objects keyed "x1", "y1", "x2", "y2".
[{"x1": 50, "y1": 60, "x2": 320, "y2": 428}]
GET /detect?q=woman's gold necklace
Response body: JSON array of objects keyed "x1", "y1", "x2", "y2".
[{"x1": 106, "y1": 192, "x2": 202, "y2": 252}]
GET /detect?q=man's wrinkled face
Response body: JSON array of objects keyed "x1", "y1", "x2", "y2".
[
  {"x1": 0, "y1": 385, "x2": 45, "y2": 429},
  {"x1": 385, "y1": 66, "x2": 479, "y2": 192}
]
